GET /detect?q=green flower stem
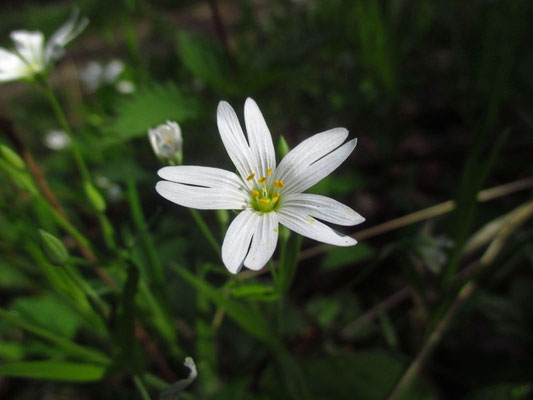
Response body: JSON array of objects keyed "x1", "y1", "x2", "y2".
[
  {"x1": 127, "y1": 177, "x2": 165, "y2": 289},
  {"x1": 133, "y1": 374, "x2": 152, "y2": 400},
  {"x1": 189, "y1": 209, "x2": 221, "y2": 256},
  {"x1": 41, "y1": 79, "x2": 116, "y2": 250},
  {"x1": 63, "y1": 262, "x2": 109, "y2": 320},
  {"x1": 42, "y1": 80, "x2": 90, "y2": 183}
]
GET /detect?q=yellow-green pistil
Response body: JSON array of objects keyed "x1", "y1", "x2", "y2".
[{"x1": 247, "y1": 168, "x2": 284, "y2": 213}]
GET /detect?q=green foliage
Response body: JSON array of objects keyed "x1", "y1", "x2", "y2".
[
  {"x1": 110, "y1": 82, "x2": 203, "y2": 142},
  {"x1": 0, "y1": 361, "x2": 107, "y2": 382},
  {"x1": 261, "y1": 352, "x2": 436, "y2": 399}
]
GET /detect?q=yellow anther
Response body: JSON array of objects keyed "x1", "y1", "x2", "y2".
[
  {"x1": 258, "y1": 177, "x2": 266, "y2": 183},
  {"x1": 266, "y1": 168, "x2": 272, "y2": 176},
  {"x1": 274, "y1": 180, "x2": 285, "y2": 189},
  {"x1": 272, "y1": 193, "x2": 280, "y2": 204},
  {"x1": 251, "y1": 190, "x2": 259, "y2": 198},
  {"x1": 259, "y1": 199, "x2": 268, "y2": 204},
  {"x1": 246, "y1": 173, "x2": 255, "y2": 181}
]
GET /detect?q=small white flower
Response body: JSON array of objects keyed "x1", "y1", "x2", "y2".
[
  {"x1": 44, "y1": 129, "x2": 70, "y2": 150},
  {"x1": 156, "y1": 98, "x2": 365, "y2": 274},
  {"x1": 116, "y1": 80, "x2": 135, "y2": 94},
  {"x1": 0, "y1": 9, "x2": 88, "y2": 83},
  {"x1": 79, "y1": 59, "x2": 125, "y2": 92},
  {"x1": 148, "y1": 121, "x2": 183, "y2": 165}
]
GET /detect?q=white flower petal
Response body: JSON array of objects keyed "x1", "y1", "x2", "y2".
[
  {"x1": 244, "y1": 212, "x2": 278, "y2": 270},
  {"x1": 222, "y1": 210, "x2": 258, "y2": 273},
  {"x1": 45, "y1": 9, "x2": 89, "y2": 63},
  {"x1": 278, "y1": 207, "x2": 356, "y2": 246},
  {"x1": 282, "y1": 193, "x2": 365, "y2": 226},
  {"x1": 158, "y1": 166, "x2": 246, "y2": 191},
  {"x1": 156, "y1": 181, "x2": 247, "y2": 210},
  {"x1": 217, "y1": 101, "x2": 255, "y2": 185},
  {"x1": 0, "y1": 48, "x2": 28, "y2": 81},
  {"x1": 274, "y1": 127, "x2": 348, "y2": 185},
  {"x1": 244, "y1": 98, "x2": 275, "y2": 178},
  {"x1": 10, "y1": 31, "x2": 45, "y2": 70},
  {"x1": 283, "y1": 138, "x2": 357, "y2": 195}
]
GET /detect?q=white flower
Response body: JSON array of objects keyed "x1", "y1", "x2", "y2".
[
  {"x1": 148, "y1": 121, "x2": 183, "y2": 165},
  {"x1": 156, "y1": 98, "x2": 365, "y2": 274},
  {"x1": 79, "y1": 59, "x2": 125, "y2": 92},
  {"x1": 44, "y1": 129, "x2": 70, "y2": 150},
  {"x1": 116, "y1": 80, "x2": 135, "y2": 94},
  {"x1": 0, "y1": 9, "x2": 88, "y2": 83}
]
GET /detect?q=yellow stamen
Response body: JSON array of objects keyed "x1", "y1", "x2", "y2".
[
  {"x1": 258, "y1": 177, "x2": 266, "y2": 183},
  {"x1": 266, "y1": 168, "x2": 272, "y2": 176},
  {"x1": 259, "y1": 199, "x2": 268, "y2": 204},
  {"x1": 274, "y1": 180, "x2": 285, "y2": 188},
  {"x1": 251, "y1": 190, "x2": 259, "y2": 198},
  {"x1": 246, "y1": 173, "x2": 255, "y2": 181},
  {"x1": 272, "y1": 193, "x2": 280, "y2": 204}
]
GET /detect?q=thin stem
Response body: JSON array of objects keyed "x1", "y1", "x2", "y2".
[
  {"x1": 238, "y1": 177, "x2": 533, "y2": 281},
  {"x1": 127, "y1": 177, "x2": 165, "y2": 288},
  {"x1": 42, "y1": 81, "x2": 91, "y2": 183},
  {"x1": 386, "y1": 201, "x2": 533, "y2": 400},
  {"x1": 189, "y1": 209, "x2": 221, "y2": 256},
  {"x1": 133, "y1": 374, "x2": 152, "y2": 400}
]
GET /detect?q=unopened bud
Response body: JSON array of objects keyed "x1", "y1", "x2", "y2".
[
  {"x1": 39, "y1": 229, "x2": 68, "y2": 266},
  {"x1": 277, "y1": 135, "x2": 290, "y2": 159},
  {"x1": 148, "y1": 121, "x2": 183, "y2": 166},
  {"x1": 1, "y1": 145, "x2": 25, "y2": 170},
  {"x1": 83, "y1": 181, "x2": 106, "y2": 212}
]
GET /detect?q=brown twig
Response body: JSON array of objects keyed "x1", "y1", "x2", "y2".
[
  {"x1": 207, "y1": 0, "x2": 233, "y2": 59},
  {"x1": 386, "y1": 202, "x2": 533, "y2": 400},
  {"x1": 239, "y1": 177, "x2": 533, "y2": 280}
]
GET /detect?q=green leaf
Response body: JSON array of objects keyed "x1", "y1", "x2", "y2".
[
  {"x1": 322, "y1": 243, "x2": 375, "y2": 270},
  {"x1": 260, "y1": 351, "x2": 436, "y2": 399},
  {"x1": 113, "y1": 262, "x2": 141, "y2": 369},
  {"x1": 0, "y1": 361, "x2": 107, "y2": 382},
  {"x1": 0, "y1": 307, "x2": 109, "y2": 364},
  {"x1": 229, "y1": 284, "x2": 279, "y2": 301},
  {"x1": 11, "y1": 294, "x2": 82, "y2": 339},
  {"x1": 177, "y1": 267, "x2": 278, "y2": 347},
  {"x1": 177, "y1": 31, "x2": 241, "y2": 96},
  {"x1": 465, "y1": 383, "x2": 531, "y2": 400},
  {"x1": 110, "y1": 82, "x2": 202, "y2": 142}
]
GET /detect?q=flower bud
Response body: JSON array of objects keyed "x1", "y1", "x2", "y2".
[
  {"x1": 277, "y1": 135, "x2": 290, "y2": 159},
  {"x1": 83, "y1": 181, "x2": 106, "y2": 212},
  {"x1": 0, "y1": 145, "x2": 25, "y2": 170},
  {"x1": 39, "y1": 229, "x2": 68, "y2": 266},
  {"x1": 148, "y1": 121, "x2": 183, "y2": 166}
]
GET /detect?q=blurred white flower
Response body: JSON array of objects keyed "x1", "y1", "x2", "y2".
[
  {"x1": 79, "y1": 59, "x2": 125, "y2": 92},
  {"x1": 156, "y1": 98, "x2": 364, "y2": 274},
  {"x1": 116, "y1": 80, "x2": 135, "y2": 94},
  {"x1": 95, "y1": 176, "x2": 123, "y2": 202},
  {"x1": 0, "y1": 9, "x2": 88, "y2": 83},
  {"x1": 148, "y1": 121, "x2": 183, "y2": 166},
  {"x1": 44, "y1": 129, "x2": 70, "y2": 150}
]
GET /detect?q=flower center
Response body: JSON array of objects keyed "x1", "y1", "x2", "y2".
[{"x1": 247, "y1": 169, "x2": 284, "y2": 213}]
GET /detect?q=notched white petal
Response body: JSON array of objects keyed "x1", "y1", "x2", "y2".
[
  {"x1": 244, "y1": 212, "x2": 278, "y2": 270},
  {"x1": 278, "y1": 208, "x2": 357, "y2": 247},
  {"x1": 282, "y1": 193, "x2": 365, "y2": 226},
  {"x1": 284, "y1": 138, "x2": 357, "y2": 195},
  {"x1": 217, "y1": 101, "x2": 255, "y2": 183},
  {"x1": 158, "y1": 166, "x2": 246, "y2": 191},
  {"x1": 222, "y1": 211, "x2": 257, "y2": 274},
  {"x1": 244, "y1": 97, "x2": 275, "y2": 177},
  {"x1": 156, "y1": 181, "x2": 247, "y2": 210}
]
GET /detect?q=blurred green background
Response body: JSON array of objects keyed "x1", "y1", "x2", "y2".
[{"x1": 0, "y1": 0, "x2": 532, "y2": 399}]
